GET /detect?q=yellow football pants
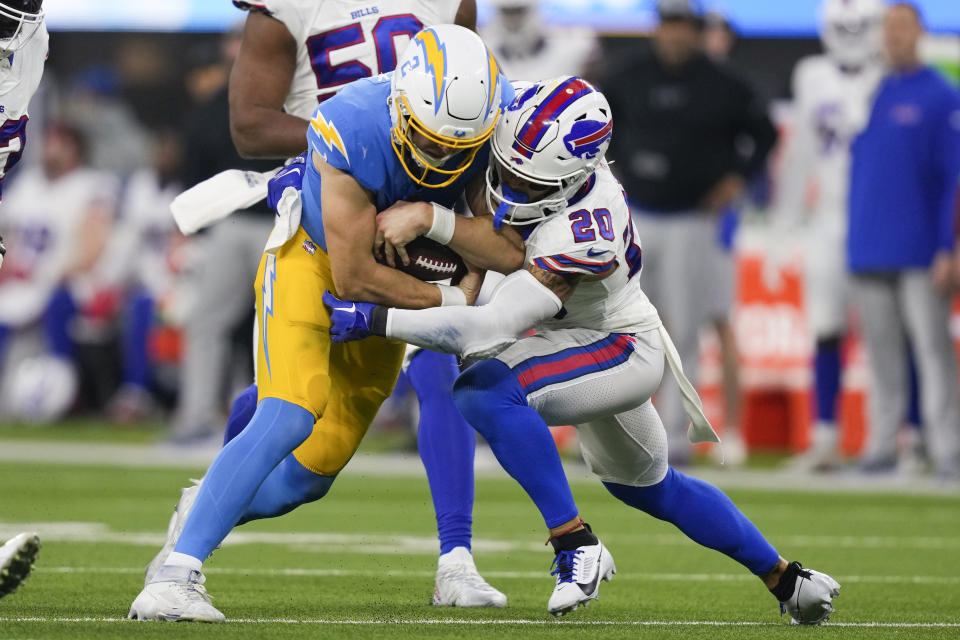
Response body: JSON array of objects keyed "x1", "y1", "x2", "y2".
[{"x1": 254, "y1": 226, "x2": 405, "y2": 476}]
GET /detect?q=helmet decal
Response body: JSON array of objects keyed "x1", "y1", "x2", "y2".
[
  {"x1": 416, "y1": 28, "x2": 448, "y2": 116},
  {"x1": 512, "y1": 77, "x2": 593, "y2": 158},
  {"x1": 563, "y1": 119, "x2": 613, "y2": 160},
  {"x1": 486, "y1": 50, "x2": 500, "y2": 120}
]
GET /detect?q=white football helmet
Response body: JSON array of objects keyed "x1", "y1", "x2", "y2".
[
  {"x1": 0, "y1": 0, "x2": 43, "y2": 54},
  {"x1": 486, "y1": 76, "x2": 612, "y2": 226},
  {"x1": 389, "y1": 24, "x2": 503, "y2": 188},
  {"x1": 819, "y1": 0, "x2": 884, "y2": 68}
]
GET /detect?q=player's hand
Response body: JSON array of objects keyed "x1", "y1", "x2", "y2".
[
  {"x1": 323, "y1": 290, "x2": 378, "y2": 342},
  {"x1": 932, "y1": 250, "x2": 954, "y2": 294},
  {"x1": 375, "y1": 201, "x2": 432, "y2": 268},
  {"x1": 702, "y1": 173, "x2": 745, "y2": 214},
  {"x1": 267, "y1": 153, "x2": 307, "y2": 212}
]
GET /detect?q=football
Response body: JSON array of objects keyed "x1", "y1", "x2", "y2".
[{"x1": 383, "y1": 236, "x2": 467, "y2": 282}]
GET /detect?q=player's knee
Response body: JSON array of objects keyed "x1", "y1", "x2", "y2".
[
  {"x1": 244, "y1": 398, "x2": 316, "y2": 452},
  {"x1": 453, "y1": 359, "x2": 524, "y2": 427},
  {"x1": 602, "y1": 467, "x2": 677, "y2": 518}
]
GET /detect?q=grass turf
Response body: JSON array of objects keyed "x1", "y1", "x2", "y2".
[{"x1": 0, "y1": 458, "x2": 958, "y2": 640}]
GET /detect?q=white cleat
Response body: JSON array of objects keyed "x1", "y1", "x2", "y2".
[
  {"x1": 776, "y1": 561, "x2": 841, "y2": 625},
  {"x1": 547, "y1": 539, "x2": 615, "y2": 616},
  {"x1": 432, "y1": 547, "x2": 507, "y2": 608},
  {"x1": 0, "y1": 532, "x2": 40, "y2": 598},
  {"x1": 144, "y1": 480, "x2": 201, "y2": 587},
  {"x1": 128, "y1": 567, "x2": 224, "y2": 623}
]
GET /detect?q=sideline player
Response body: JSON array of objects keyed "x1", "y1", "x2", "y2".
[
  {"x1": 150, "y1": 0, "x2": 505, "y2": 608},
  {"x1": 128, "y1": 26, "x2": 519, "y2": 622},
  {"x1": 772, "y1": 0, "x2": 885, "y2": 470},
  {"x1": 0, "y1": 0, "x2": 47, "y2": 599},
  {"x1": 326, "y1": 77, "x2": 841, "y2": 623}
]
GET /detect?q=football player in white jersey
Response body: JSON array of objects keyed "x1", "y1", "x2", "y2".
[
  {"x1": 773, "y1": 0, "x2": 884, "y2": 471},
  {"x1": 0, "y1": 0, "x2": 46, "y2": 272},
  {"x1": 0, "y1": 1, "x2": 47, "y2": 600},
  {"x1": 481, "y1": 0, "x2": 598, "y2": 82},
  {"x1": 326, "y1": 77, "x2": 842, "y2": 623}
]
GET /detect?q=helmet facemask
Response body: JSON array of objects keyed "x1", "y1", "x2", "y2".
[
  {"x1": 389, "y1": 92, "x2": 496, "y2": 189},
  {"x1": 0, "y1": 1, "x2": 43, "y2": 55},
  {"x1": 485, "y1": 152, "x2": 589, "y2": 228}
]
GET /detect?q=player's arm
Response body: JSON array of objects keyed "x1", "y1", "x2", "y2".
[
  {"x1": 376, "y1": 174, "x2": 525, "y2": 273},
  {"x1": 229, "y1": 11, "x2": 309, "y2": 159},
  {"x1": 325, "y1": 259, "x2": 589, "y2": 358},
  {"x1": 454, "y1": 0, "x2": 477, "y2": 31},
  {"x1": 318, "y1": 154, "x2": 474, "y2": 308}
]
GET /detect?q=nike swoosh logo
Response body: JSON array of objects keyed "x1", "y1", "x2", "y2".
[
  {"x1": 286, "y1": 167, "x2": 302, "y2": 177},
  {"x1": 586, "y1": 248, "x2": 608, "y2": 257},
  {"x1": 343, "y1": 303, "x2": 356, "y2": 314},
  {"x1": 578, "y1": 550, "x2": 602, "y2": 596}
]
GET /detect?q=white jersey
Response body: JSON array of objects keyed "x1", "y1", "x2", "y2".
[
  {"x1": 99, "y1": 169, "x2": 180, "y2": 298},
  {"x1": 774, "y1": 54, "x2": 881, "y2": 231},
  {"x1": 0, "y1": 20, "x2": 47, "y2": 192},
  {"x1": 524, "y1": 163, "x2": 660, "y2": 335},
  {"x1": 0, "y1": 165, "x2": 116, "y2": 326},
  {"x1": 233, "y1": 0, "x2": 461, "y2": 118}
]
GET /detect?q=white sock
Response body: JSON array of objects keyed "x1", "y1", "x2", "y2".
[{"x1": 164, "y1": 551, "x2": 202, "y2": 573}]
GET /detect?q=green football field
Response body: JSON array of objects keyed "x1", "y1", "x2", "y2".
[{"x1": 1, "y1": 450, "x2": 959, "y2": 640}]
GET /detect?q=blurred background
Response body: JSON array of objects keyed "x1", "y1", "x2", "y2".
[{"x1": 1, "y1": 0, "x2": 959, "y2": 481}]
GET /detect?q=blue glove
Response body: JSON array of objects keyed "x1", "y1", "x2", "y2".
[
  {"x1": 267, "y1": 153, "x2": 307, "y2": 212},
  {"x1": 323, "y1": 291, "x2": 381, "y2": 343}
]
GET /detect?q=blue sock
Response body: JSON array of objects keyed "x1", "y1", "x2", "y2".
[
  {"x1": 44, "y1": 287, "x2": 76, "y2": 359},
  {"x1": 813, "y1": 337, "x2": 842, "y2": 424},
  {"x1": 408, "y1": 350, "x2": 474, "y2": 554},
  {"x1": 173, "y1": 398, "x2": 314, "y2": 561},
  {"x1": 454, "y1": 360, "x2": 579, "y2": 529},
  {"x1": 603, "y1": 468, "x2": 779, "y2": 575},
  {"x1": 122, "y1": 291, "x2": 153, "y2": 388},
  {"x1": 907, "y1": 349, "x2": 921, "y2": 428},
  {"x1": 238, "y1": 453, "x2": 335, "y2": 524},
  {"x1": 224, "y1": 383, "x2": 259, "y2": 446}
]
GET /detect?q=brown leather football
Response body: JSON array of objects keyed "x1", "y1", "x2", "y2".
[{"x1": 384, "y1": 236, "x2": 467, "y2": 282}]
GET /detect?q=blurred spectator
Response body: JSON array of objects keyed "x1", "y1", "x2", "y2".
[
  {"x1": 63, "y1": 66, "x2": 152, "y2": 175},
  {"x1": 848, "y1": 2, "x2": 960, "y2": 479},
  {"x1": 703, "y1": 10, "x2": 736, "y2": 63},
  {"x1": 170, "y1": 32, "x2": 276, "y2": 444},
  {"x1": 772, "y1": 0, "x2": 886, "y2": 471},
  {"x1": 698, "y1": 7, "x2": 746, "y2": 468},
  {"x1": 599, "y1": 0, "x2": 776, "y2": 465},
  {"x1": 0, "y1": 122, "x2": 116, "y2": 419},
  {"x1": 481, "y1": 0, "x2": 598, "y2": 81},
  {"x1": 97, "y1": 128, "x2": 185, "y2": 422}
]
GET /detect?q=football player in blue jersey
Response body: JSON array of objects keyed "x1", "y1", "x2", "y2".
[
  {"x1": 146, "y1": 0, "x2": 508, "y2": 609},
  {"x1": 129, "y1": 25, "x2": 523, "y2": 622}
]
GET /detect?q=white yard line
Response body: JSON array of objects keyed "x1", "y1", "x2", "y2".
[
  {"x1": 34, "y1": 565, "x2": 960, "y2": 585},
  {"x1": 1, "y1": 617, "x2": 958, "y2": 627},
  {"x1": 3, "y1": 522, "x2": 959, "y2": 552}
]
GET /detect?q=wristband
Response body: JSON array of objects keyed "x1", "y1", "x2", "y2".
[
  {"x1": 425, "y1": 203, "x2": 457, "y2": 245},
  {"x1": 437, "y1": 284, "x2": 467, "y2": 307},
  {"x1": 370, "y1": 305, "x2": 389, "y2": 336}
]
